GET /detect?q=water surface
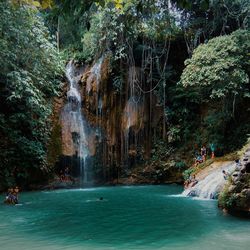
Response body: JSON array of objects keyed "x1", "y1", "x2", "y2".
[{"x1": 0, "y1": 185, "x2": 249, "y2": 250}]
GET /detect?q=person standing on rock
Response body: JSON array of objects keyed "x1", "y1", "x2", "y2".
[
  {"x1": 210, "y1": 143, "x2": 215, "y2": 159},
  {"x1": 201, "y1": 145, "x2": 207, "y2": 162}
]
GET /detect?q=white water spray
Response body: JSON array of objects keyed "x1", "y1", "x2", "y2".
[
  {"x1": 61, "y1": 61, "x2": 90, "y2": 184},
  {"x1": 182, "y1": 162, "x2": 236, "y2": 199}
]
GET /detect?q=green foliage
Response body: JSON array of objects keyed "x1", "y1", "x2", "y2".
[
  {"x1": 47, "y1": 122, "x2": 62, "y2": 169},
  {"x1": 80, "y1": 1, "x2": 138, "y2": 61},
  {"x1": 151, "y1": 140, "x2": 173, "y2": 162},
  {"x1": 219, "y1": 173, "x2": 250, "y2": 211},
  {"x1": 0, "y1": 1, "x2": 63, "y2": 188},
  {"x1": 181, "y1": 30, "x2": 249, "y2": 100},
  {"x1": 218, "y1": 179, "x2": 236, "y2": 208},
  {"x1": 183, "y1": 168, "x2": 195, "y2": 180},
  {"x1": 47, "y1": 0, "x2": 179, "y2": 61},
  {"x1": 167, "y1": 126, "x2": 181, "y2": 143},
  {"x1": 1, "y1": 0, "x2": 248, "y2": 188},
  {"x1": 174, "y1": 0, "x2": 249, "y2": 52},
  {"x1": 173, "y1": 29, "x2": 250, "y2": 152},
  {"x1": 44, "y1": 0, "x2": 100, "y2": 59},
  {"x1": 175, "y1": 161, "x2": 187, "y2": 169},
  {"x1": 11, "y1": 0, "x2": 54, "y2": 9}
]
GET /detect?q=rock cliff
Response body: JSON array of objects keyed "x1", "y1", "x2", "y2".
[
  {"x1": 219, "y1": 147, "x2": 250, "y2": 217},
  {"x1": 49, "y1": 57, "x2": 182, "y2": 185}
]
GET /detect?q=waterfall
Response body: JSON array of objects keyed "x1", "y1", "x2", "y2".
[
  {"x1": 182, "y1": 162, "x2": 236, "y2": 199},
  {"x1": 86, "y1": 56, "x2": 105, "y2": 128},
  {"x1": 61, "y1": 61, "x2": 91, "y2": 184},
  {"x1": 86, "y1": 56, "x2": 104, "y2": 94}
]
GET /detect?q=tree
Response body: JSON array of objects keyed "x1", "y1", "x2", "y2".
[
  {"x1": 178, "y1": 29, "x2": 250, "y2": 150},
  {"x1": 172, "y1": 0, "x2": 249, "y2": 55},
  {"x1": 10, "y1": 0, "x2": 54, "y2": 8},
  {"x1": 0, "y1": 1, "x2": 63, "y2": 188},
  {"x1": 180, "y1": 29, "x2": 249, "y2": 104}
]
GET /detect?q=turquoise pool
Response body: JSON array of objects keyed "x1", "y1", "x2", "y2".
[{"x1": 0, "y1": 185, "x2": 249, "y2": 250}]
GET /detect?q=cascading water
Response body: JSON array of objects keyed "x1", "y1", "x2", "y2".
[
  {"x1": 182, "y1": 162, "x2": 236, "y2": 199},
  {"x1": 86, "y1": 56, "x2": 105, "y2": 130},
  {"x1": 61, "y1": 61, "x2": 91, "y2": 184},
  {"x1": 86, "y1": 56, "x2": 104, "y2": 94}
]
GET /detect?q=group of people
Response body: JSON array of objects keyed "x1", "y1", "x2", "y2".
[
  {"x1": 194, "y1": 144, "x2": 216, "y2": 167},
  {"x1": 184, "y1": 174, "x2": 198, "y2": 189},
  {"x1": 194, "y1": 145, "x2": 207, "y2": 166},
  {"x1": 4, "y1": 186, "x2": 19, "y2": 205}
]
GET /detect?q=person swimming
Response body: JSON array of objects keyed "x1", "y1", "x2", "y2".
[
  {"x1": 13, "y1": 186, "x2": 19, "y2": 204},
  {"x1": 4, "y1": 187, "x2": 19, "y2": 205}
]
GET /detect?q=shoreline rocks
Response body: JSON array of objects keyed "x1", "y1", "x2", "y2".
[{"x1": 218, "y1": 149, "x2": 250, "y2": 218}]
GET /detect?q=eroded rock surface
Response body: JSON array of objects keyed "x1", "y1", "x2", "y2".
[
  {"x1": 219, "y1": 149, "x2": 250, "y2": 217},
  {"x1": 49, "y1": 57, "x2": 182, "y2": 185}
]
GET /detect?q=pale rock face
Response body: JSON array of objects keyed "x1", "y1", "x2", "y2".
[
  {"x1": 54, "y1": 54, "x2": 165, "y2": 182},
  {"x1": 183, "y1": 162, "x2": 236, "y2": 199},
  {"x1": 86, "y1": 56, "x2": 104, "y2": 94},
  {"x1": 122, "y1": 97, "x2": 144, "y2": 133}
]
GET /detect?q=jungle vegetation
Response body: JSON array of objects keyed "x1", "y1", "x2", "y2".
[{"x1": 0, "y1": 0, "x2": 249, "y2": 188}]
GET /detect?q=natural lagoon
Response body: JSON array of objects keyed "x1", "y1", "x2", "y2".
[{"x1": 1, "y1": 185, "x2": 249, "y2": 250}]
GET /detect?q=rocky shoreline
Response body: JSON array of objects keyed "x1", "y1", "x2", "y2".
[
  {"x1": 218, "y1": 148, "x2": 250, "y2": 218},
  {"x1": 32, "y1": 175, "x2": 183, "y2": 191}
]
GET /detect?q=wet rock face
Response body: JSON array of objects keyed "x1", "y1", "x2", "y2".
[
  {"x1": 219, "y1": 150, "x2": 250, "y2": 217},
  {"x1": 122, "y1": 97, "x2": 144, "y2": 133},
  {"x1": 112, "y1": 162, "x2": 183, "y2": 185},
  {"x1": 79, "y1": 56, "x2": 163, "y2": 172},
  {"x1": 50, "y1": 56, "x2": 179, "y2": 184}
]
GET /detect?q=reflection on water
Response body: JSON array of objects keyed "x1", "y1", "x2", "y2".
[{"x1": 0, "y1": 185, "x2": 250, "y2": 250}]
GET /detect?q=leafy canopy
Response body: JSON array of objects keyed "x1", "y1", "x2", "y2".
[
  {"x1": 11, "y1": 0, "x2": 54, "y2": 9},
  {"x1": 180, "y1": 29, "x2": 250, "y2": 100},
  {"x1": 0, "y1": 1, "x2": 63, "y2": 188}
]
